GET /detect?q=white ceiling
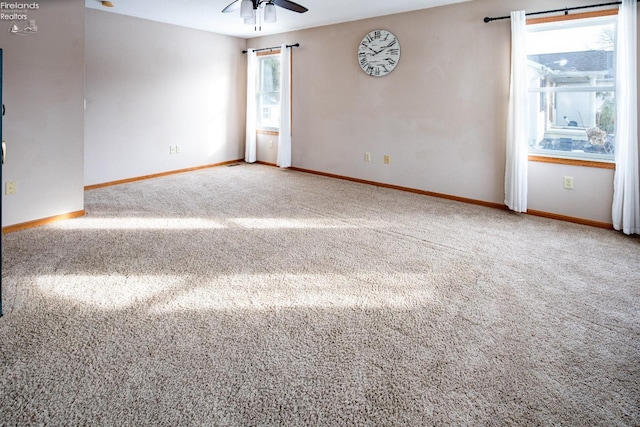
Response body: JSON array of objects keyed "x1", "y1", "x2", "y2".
[{"x1": 85, "y1": 0, "x2": 471, "y2": 39}]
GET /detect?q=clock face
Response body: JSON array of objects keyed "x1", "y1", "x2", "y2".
[{"x1": 358, "y1": 29, "x2": 401, "y2": 77}]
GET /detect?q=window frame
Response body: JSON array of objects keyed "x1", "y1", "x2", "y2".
[
  {"x1": 256, "y1": 49, "x2": 281, "y2": 133},
  {"x1": 526, "y1": 9, "x2": 618, "y2": 168}
]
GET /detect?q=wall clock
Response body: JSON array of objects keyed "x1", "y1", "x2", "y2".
[{"x1": 357, "y1": 29, "x2": 401, "y2": 77}]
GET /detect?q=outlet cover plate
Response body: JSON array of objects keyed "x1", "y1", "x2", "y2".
[
  {"x1": 563, "y1": 176, "x2": 574, "y2": 190},
  {"x1": 5, "y1": 181, "x2": 16, "y2": 195}
]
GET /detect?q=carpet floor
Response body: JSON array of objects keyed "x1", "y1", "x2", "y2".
[{"x1": 1, "y1": 163, "x2": 639, "y2": 426}]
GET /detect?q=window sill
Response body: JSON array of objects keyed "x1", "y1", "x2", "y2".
[{"x1": 528, "y1": 155, "x2": 615, "y2": 169}]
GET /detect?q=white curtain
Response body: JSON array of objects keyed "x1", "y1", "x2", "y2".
[
  {"x1": 277, "y1": 44, "x2": 292, "y2": 168},
  {"x1": 612, "y1": 0, "x2": 639, "y2": 235},
  {"x1": 245, "y1": 49, "x2": 257, "y2": 163},
  {"x1": 504, "y1": 10, "x2": 529, "y2": 213}
]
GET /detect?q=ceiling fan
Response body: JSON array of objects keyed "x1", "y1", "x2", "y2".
[{"x1": 223, "y1": 0, "x2": 308, "y2": 27}]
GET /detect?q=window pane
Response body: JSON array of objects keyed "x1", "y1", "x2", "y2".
[
  {"x1": 260, "y1": 57, "x2": 280, "y2": 93},
  {"x1": 258, "y1": 92, "x2": 280, "y2": 128},
  {"x1": 257, "y1": 55, "x2": 281, "y2": 129},
  {"x1": 529, "y1": 90, "x2": 615, "y2": 156},
  {"x1": 526, "y1": 16, "x2": 616, "y2": 160}
]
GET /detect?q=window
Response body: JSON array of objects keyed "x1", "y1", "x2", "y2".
[
  {"x1": 526, "y1": 12, "x2": 617, "y2": 162},
  {"x1": 257, "y1": 52, "x2": 281, "y2": 130}
]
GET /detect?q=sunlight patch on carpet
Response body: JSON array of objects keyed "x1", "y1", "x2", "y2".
[
  {"x1": 229, "y1": 217, "x2": 362, "y2": 229},
  {"x1": 149, "y1": 273, "x2": 439, "y2": 313},
  {"x1": 37, "y1": 274, "x2": 180, "y2": 309},
  {"x1": 50, "y1": 217, "x2": 227, "y2": 230},
  {"x1": 49, "y1": 216, "x2": 392, "y2": 230}
]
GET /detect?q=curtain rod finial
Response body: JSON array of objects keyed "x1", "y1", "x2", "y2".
[{"x1": 483, "y1": 17, "x2": 491, "y2": 23}]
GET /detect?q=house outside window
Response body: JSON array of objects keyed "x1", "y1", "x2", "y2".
[
  {"x1": 257, "y1": 53, "x2": 281, "y2": 130},
  {"x1": 526, "y1": 13, "x2": 617, "y2": 162}
]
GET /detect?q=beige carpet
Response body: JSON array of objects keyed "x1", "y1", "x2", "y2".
[{"x1": 1, "y1": 163, "x2": 639, "y2": 426}]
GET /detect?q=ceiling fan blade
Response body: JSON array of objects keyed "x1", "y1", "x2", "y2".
[
  {"x1": 273, "y1": 0, "x2": 308, "y2": 13},
  {"x1": 222, "y1": 0, "x2": 241, "y2": 13}
]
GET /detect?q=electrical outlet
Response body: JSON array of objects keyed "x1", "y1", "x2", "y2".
[
  {"x1": 365, "y1": 152, "x2": 371, "y2": 162},
  {"x1": 384, "y1": 155, "x2": 391, "y2": 164},
  {"x1": 5, "y1": 181, "x2": 16, "y2": 195},
  {"x1": 563, "y1": 176, "x2": 574, "y2": 190},
  {"x1": 269, "y1": 140, "x2": 274, "y2": 149}
]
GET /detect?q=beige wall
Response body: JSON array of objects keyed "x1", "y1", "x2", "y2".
[
  {"x1": 2, "y1": 1, "x2": 635, "y2": 228},
  {"x1": 84, "y1": 10, "x2": 247, "y2": 186},
  {"x1": 256, "y1": 132, "x2": 279, "y2": 165},
  {"x1": 249, "y1": 0, "x2": 639, "y2": 224},
  {"x1": 1, "y1": 0, "x2": 85, "y2": 227},
  {"x1": 528, "y1": 162, "x2": 615, "y2": 221}
]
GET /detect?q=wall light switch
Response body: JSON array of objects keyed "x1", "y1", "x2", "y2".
[{"x1": 384, "y1": 155, "x2": 391, "y2": 164}]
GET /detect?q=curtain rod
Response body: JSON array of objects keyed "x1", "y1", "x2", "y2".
[
  {"x1": 483, "y1": 1, "x2": 633, "y2": 23},
  {"x1": 242, "y1": 43, "x2": 299, "y2": 54}
]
